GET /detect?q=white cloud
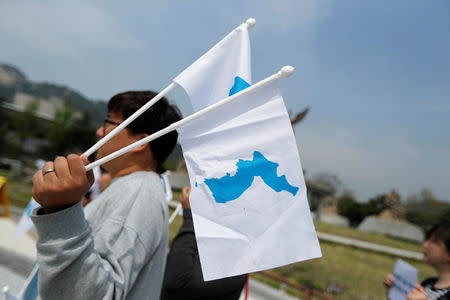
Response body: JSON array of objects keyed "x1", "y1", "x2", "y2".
[
  {"x1": 431, "y1": 103, "x2": 450, "y2": 112},
  {"x1": 211, "y1": 0, "x2": 332, "y2": 36},
  {"x1": 254, "y1": 0, "x2": 332, "y2": 33},
  {"x1": 0, "y1": 1, "x2": 141, "y2": 57}
]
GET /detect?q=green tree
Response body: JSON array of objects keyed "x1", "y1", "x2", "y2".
[
  {"x1": 365, "y1": 194, "x2": 388, "y2": 215},
  {"x1": 337, "y1": 193, "x2": 389, "y2": 226},
  {"x1": 69, "y1": 111, "x2": 97, "y2": 155},
  {"x1": 0, "y1": 96, "x2": 9, "y2": 154},
  {"x1": 405, "y1": 188, "x2": 450, "y2": 231},
  {"x1": 439, "y1": 208, "x2": 450, "y2": 224},
  {"x1": 311, "y1": 173, "x2": 342, "y2": 196},
  {"x1": 12, "y1": 97, "x2": 41, "y2": 154},
  {"x1": 337, "y1": 195, "x2": 363, "y2": 226},
  {"x1": 46, "y1": 102, "x2": 76, "y2": 156},
  {"x1": 42, "y1": 104, "x2": 98, "y2": 158}
]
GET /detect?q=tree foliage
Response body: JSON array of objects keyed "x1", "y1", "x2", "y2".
[
  {"x1": 337, "y1": 195, "x2": 361, "y2": 225},
  {"x1": 0, "y1": 96, "x2": 9, "y2": 154},
  {"x1": 1, "y1": 94, "x2": 98, "y2": 160},
  {"x1": 69, "y1": 111, "x2": 97, "y2": 154},
  {"x1": 311, "y1": 173, "x2": 342, "y2": 196},
  {"x1": 40, "y1": 103, "x2": 97, "y2": 159},
  {"x1": 13, "y1": 97, "x2": 41, "y2": 146},
  {"x1": 7, "y1": 97, "x2": 44, "y2": 158},
  {"x1": 44, "y1": 102, "x2": 76, "y2": 156},
  {"x1": 337, "y1": 194, "x2": 388, "y2": 226},
  {"x1": 405, "y1": 188, "x2": 450, "y2": 231}
]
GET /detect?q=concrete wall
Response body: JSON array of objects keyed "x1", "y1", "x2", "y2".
[{"x1": 358, "y1": 216, "x2": 424, "y2": 243}]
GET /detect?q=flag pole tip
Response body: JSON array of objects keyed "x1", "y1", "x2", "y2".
[
  {"x1": 245, "y1": 18, "x2": 256, "y2": 29},
  {"x1": 278, "y1": 66, "x2": 294, "y2": 78}
]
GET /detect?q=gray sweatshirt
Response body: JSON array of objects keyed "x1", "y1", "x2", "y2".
[{"x1": 31, "y1": 171, "x2": 169, "y2": 300}]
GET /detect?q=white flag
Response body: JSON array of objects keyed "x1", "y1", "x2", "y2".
[
  {"x1": 174, "y1": 22, "x2": 251, "y2": 112},
  {"x1": 178, "y1": 81, "x2": 321, "y2": 280},
  {"x1": 15, "y1": 197, "x2": 39, "y2": 236}
]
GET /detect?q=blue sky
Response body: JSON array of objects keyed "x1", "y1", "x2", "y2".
[{"x1": 1, "y1": 1, "x2": 449, "y2": 202}]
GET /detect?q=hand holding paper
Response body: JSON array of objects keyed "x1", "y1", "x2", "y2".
[{"x1": 406, "y1": 284, "x2": 427, "y2": 300}]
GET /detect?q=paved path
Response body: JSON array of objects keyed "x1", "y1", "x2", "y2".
[
  {"x1": 0, "y1": 218, "x2": 36, "y2": 260},
  {"x1": 240, "y1": 279, "x2": 299, "y2": 300},
  {"x1": 0, "y1": 217, "x2": 36, "y2": 300},
  {"x1": 317, "y1": 232, "x2": 423, "y2": 261}
]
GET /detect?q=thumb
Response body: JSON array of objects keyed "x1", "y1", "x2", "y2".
[{"x1": 81, "y1": 156, "x2": 95, "y2": 186}]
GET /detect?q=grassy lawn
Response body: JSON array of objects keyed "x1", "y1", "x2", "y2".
[
  {"x1": 268, "y1": 241, "x2": 434, "y2": 299},
  {"x1": 0, "y1": 169, "x2": 33, "y2": 209},
  {"x1": 314, "y1": 221, "x2": 423, "y2": 253},
  {"x1": 168, "y1": 206, "x2": 183, "y2": 242},
  {"x1": 168, "y1": 210, "x2": 433, "y2": 300}
]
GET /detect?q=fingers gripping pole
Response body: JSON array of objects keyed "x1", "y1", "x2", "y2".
[{"x1": 84, "y1": 66, "x2": 294, "y2": 172}]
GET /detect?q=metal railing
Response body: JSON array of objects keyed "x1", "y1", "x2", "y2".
[{"x1": 258, "y1": 271, "x2": 334, "y2": 300}]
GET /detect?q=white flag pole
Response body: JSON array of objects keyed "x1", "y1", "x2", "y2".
[
  {"x1": 169, "y1": 203, "x2": 182, "y2": 224},
  {"x1": 82, "y1": 18, "x2": 256, "y2": 158},
  {"x1": 85, "y1": 66, "x2": 294, "y2": 172}
]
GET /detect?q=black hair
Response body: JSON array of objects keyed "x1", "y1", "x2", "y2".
[
  {"x1": 426, "y1": 221, "x2": 450, "y2": 253},
  {"x1": 107, "y1": 91, "x2": 182, "y2": 174}
]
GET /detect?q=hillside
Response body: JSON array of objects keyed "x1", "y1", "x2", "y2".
[
  {"x1": 0, "y1": 63, "x2": 184, "y2": 165},
  {"x1": 0, "y1": 63, "x2": 106, "y2": 124}
]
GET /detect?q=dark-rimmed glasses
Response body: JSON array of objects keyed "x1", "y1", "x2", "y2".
[{"x1": 103, "y1": 118, "x2": 122, "y2": 135}]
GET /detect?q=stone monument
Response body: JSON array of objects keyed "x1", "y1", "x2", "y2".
[
  {"x1": 358, "y1": 190, "x2": 424, "y2": 243},
  {"x1": 318, "y1": 196, "x2": 350, "y2": 227}
]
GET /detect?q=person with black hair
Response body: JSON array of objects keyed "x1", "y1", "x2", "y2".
[
  {"x1": 30, "y1": 91, "x2": 181, "y2": 299},
  {"x1": 384, "y1": 221, "x2": 450, "y2": 299}
]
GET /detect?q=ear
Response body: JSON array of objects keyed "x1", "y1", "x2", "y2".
[{"x1": 130, "y1": 133, "x2": 150, "y2": 153}]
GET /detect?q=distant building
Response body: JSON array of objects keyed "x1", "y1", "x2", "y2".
[
  {"x1": 1, "y1": 93, "x2": 82, "y2": 156},
  {"x1": 305, "y1": 179, "x2": 334, "y2": 218},
  {"x1": 4, "y1": 92, "x2": 81, "y2": 121}
]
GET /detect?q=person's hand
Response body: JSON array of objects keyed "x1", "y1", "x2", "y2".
[
  {"x1": 32, "y1": 155, "x2": 94, "y2": 213},
  {"x1": 406, "y1": 284, "x2": 427, "y2": 300},
  {"x1": 383, "y1": 273, "x2": 394, "y2": 289},
  {"x1": 82, "y1": 193, "x2": 93, "y2": 207},
  {"x1": 180, "y1": 187, "x2": 191, "y2": 209}
]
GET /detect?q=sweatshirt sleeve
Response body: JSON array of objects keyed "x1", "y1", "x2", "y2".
[
  {"x1": 177, "y1": 208, "x2": 195, "y2": 234},
  {"x1": 31, "y1": 201, "x2": 151, "y2": 300}
]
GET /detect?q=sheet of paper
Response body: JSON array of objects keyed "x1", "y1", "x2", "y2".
[{"x1": 388, "y1": 259, "x2": 418, "y2": 300}]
